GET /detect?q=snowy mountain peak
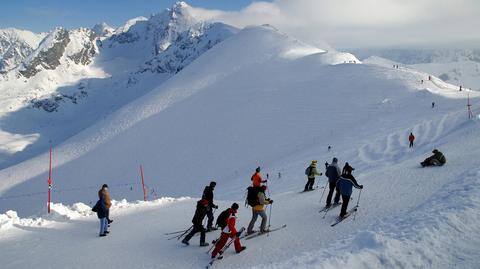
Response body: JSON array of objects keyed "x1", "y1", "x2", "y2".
[
  {"x1": 92, "y1": 22, "x2": 115, "y2": 37},
  {"x1": 0, "y1": 28, "x2": 45, "y2": 72}
]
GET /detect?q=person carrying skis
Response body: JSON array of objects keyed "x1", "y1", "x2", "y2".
[
  {"x1": 342, "y1": 162, "x2": 354, "y2": 175},
  {"x1": 211, "y1": 203, "x2": 246, "y2": 258},
  {"x1": 99, "y1": 184, "x2": 113, "y2": 224},
  {"x1": 304, "y1": 160, "x2": 322, "y2": 191},
  {"x1": 251, "y1": 167, "x2": 267, "y2": 187},
  {"x1": 337, "y1": 172, "x2": 363, "y2": 218},
  {"x1": 408, "y1": 132, "x2": 415, "y2": 148},
  {"x1": 182, "y1": 199, "x2": 210, "y2": 246},
  {"x1": 247, "y1": 185, "x2": 273, "y2": 235},
  {"x1": 202, "y1": 181, "x2": 219, "y2": 231},
  {"x1": 421, "y1": 149, "x2": 446, "y2": 167},
  {"x1": 92, "y1": 190, "x2": 109, "y2": 237},
  {"x1": 325, "y1": 157, "x2": 341, "y2": 208}
]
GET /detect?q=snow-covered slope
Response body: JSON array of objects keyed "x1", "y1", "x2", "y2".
[
  {"x1": 0, "y1": 2, "x2": 237, "y2": 170},
  {"x1": 354, "y1": 48, "x2": 480, "y2": 90},
  {"x1": 0, "y1": 23, "x2": 479, "y2": 269}
]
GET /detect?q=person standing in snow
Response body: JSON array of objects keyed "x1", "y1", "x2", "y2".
[
  {"x1": 408, "y1": 132, "x2": 415, "y2": 148},
  {"x1": 202, "y1": 181, "x2": 219, "y2": 231},
  {"x1": 325, "y1": 158, "x2": 341, "y2": 208},
  {"x1": 337, "y1": 173, "x2": 363, "y2": 218},
  {"x1": 251, "y1": 167, "x2": 267, "y2": 187},
  {"x1": 182, "y1": 199, "x2": 210, "y2": 246},
  {"x1": 247, "y1": 185, "x2": 273, "y2": 235},
  {"x1": 432, "y1": 102, "x2": 435, "y2": 108},
  {"x1": 342, "y1": 162, "x2": 354, "y2": 175},
  {"x1": 304, "y1": 160, "x2": 322, "y2": 191},
  {"x1": 99, "y1": 184, "x2": 113, "y2": 224},
  {"x1": 211, "y1": 203, "x2": 246, "y2": 258},
  {"x1": 92, "y1": 191, "x2": 109, "y2": 237}
]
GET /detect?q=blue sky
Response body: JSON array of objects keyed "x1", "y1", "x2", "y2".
[{"x1": 0, "y1": 0, "x2": 264, "y2": 32}]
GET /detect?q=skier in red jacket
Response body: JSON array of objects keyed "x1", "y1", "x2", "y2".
[
  {"x1": 211, "y1": 203, "x2": 246, "y2": 258},
  {"x1": 409, "y1": 132, "x2": 415, "y2": 148}
]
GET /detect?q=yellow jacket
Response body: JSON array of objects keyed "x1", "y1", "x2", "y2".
[{"x1": 253, "y1": 191, "x2": 271, "y2": 211}]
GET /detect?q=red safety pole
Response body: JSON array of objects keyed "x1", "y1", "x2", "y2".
[
  {"x1": 140, "y1": 165, "x2": 147, "y2": 201},
  {"x1": 47, "y1": 148, "x2": 53, "y2": 213}
]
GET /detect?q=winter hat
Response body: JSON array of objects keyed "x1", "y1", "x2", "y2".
[
  {"x1": 231, "y1": 202, "x2": 239, "y2": 212},
  {"x1": 311, "y1": 160, "x2": 317, "y2": 164},
  {"x1": 261, "y1": 185, "x2": 267, "y2": 192},
  {"x1": 255, "y1": 167, "x2": 261, "y2": 173},
  {"x1": 432, "y1": 149, "x2": 439, "y2": 153},
  {"x1": 209, "y1": 181, "x2": 217, "y2": 187},
  {"x1": 332, "y1": 157, "x2": 338, "y2": 163},
  {"x1": 200, "y1": 199, "x2": 209, "y2": 206},
  {"x1": 102, "y1": 184, "x2": 108, "y2": 189}
]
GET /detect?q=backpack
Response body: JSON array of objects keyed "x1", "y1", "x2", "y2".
[
  {"x1": 216, "y1": 209, "x2": 230, "y2": 229},
  {"x1": 305, "y1": 166, "x2": 312, "y2": 176},
  {"x1": 246, "y1": 186, "x2": 260, "y2": 207}
]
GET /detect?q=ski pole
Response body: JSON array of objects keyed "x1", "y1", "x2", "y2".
[
  {"x1": 167, "y1": 225, "x2": 192, "y2": 240},
  {"x1": 318, "y1": 180, "x2": 328, "y2": 203},
  {"x1": 164, "y1": 227, "x2": 191, "y2": 235},
  {"x1": 353, "y1": 188, "x2": 362, "y2": 221}
]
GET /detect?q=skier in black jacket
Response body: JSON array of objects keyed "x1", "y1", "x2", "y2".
[
  {"x1": 202, "y1": 181, "x2": 218, "y2": 231},
  {"x1": 182, "y1": 199, "x2": 210, "y2": 246}
]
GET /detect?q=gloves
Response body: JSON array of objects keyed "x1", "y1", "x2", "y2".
[
  {"x1": 263, "y1": 180, "x2": 268, "y2": 183},
  {"x1": 269, "y1": 200, "x2": 274, "y2": 204},
  {"x1": 360, "y1": 185, "x2": 364, "y2": 189},
  {"x1": 214, "y1": 205, "x2": 219, "y2": 209}
]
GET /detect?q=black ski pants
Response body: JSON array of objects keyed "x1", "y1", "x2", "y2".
[
  {"x1": 184, "y1": 223, "x2": 206, "y2": 244},
  {"x1": 304, "y1": 177, "x2": 315, "y2": 190},
  {"x1": 326, "y1": 180, "x2": 340, "y2": 206},
  {"x1": 340, "y1": 195, "x2": 351, "y2": 217},
  {"x1": 206, "y1": 207, "x2": 214, "y2": 229}
]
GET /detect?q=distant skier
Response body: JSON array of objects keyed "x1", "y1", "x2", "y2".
[
  {"x1": 337, "y1": 173, "x2": 363, "y2": 218},
  {"x1": 182, "y1": 199, "x2": 210, "y2": 246},
  {"x1": 251, "y1": 167, "x2": 267, "y2": 187},
  {"x1": 421, "y1": 149, "x2": 446, "y2": 167},
  {"x1": 342, "y1": 162, "x2": 354, "y2": 175},
  {"x1": 211, "y1": 203, "x2": 246, "y2": 258},
  {"x1": 99, "y1": 184, "x2": 113, "y2": 224},
  {"x1": 202, "y1": 181, "x2": 219, "y2": 231},
  {"x1": 304, "y1": 160, "x2": 322, "y2": 191},
  {"x1": 247, "y1": 185, "x2": 273, "y2": 235},
  {"x1": 408, "y1": 132, "x2": 415, "y2": 148},
  {"x1": 92, "y1": 190, "x2": 109, "y2": 237},
  {"x1": 328, "y1": 145, "x2": 331, "y2": 152},
  {"x1": 432, "y1": 102, "x2": 435, "y2": 108},
  {"x1": 325, "y1": 158, "x2": 341, "y2": 208}
]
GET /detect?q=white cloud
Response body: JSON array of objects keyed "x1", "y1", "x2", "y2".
[{"x1": 186, "y1": 0, "x2": 480, "y2": 48}]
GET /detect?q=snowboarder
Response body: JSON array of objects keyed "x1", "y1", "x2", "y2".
[
  {"x1": 342, "y1": 162, "x2": 354, "y2": 175},
  {"x1": 182, "y1": 199, "x2": 210, "y2": 246},
  {"x1": 304, "y1": 160, "x2": 322, "y2": 191},
  {"x1": 202, "y1": 181, "x2": 219, "y2": 231},
  {"x1": 325, "y1": 157, "x2": 341, "y2": 208},
  {"x1": 421, "y1": 149, "x2": 446, "y2": 167},
  {"x1": 247, "y1": 185, "x2": 273, "y2": 235},
  {"x1": 337, "y1": 173, "x2": 363, "y2": 218},
  {"x1": 211, "y1": 203, "x2": 246, "y2": 258},
  {"x1": 99, "y1": 184, "x2": 113, "y2": 225},
  {"x1": 408, "y1": 132, "x2": 415, "y2": 148},
  {"x1": 92, "y1": 190, "x2": 109, "y2": 237},
  {"x1": 251, "y1": 167, "x2": 267, "y2": 187}
]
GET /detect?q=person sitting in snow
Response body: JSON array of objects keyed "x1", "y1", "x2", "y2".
[{"x1": 421, "y1": 149, "x2": 446, "y2": 167}]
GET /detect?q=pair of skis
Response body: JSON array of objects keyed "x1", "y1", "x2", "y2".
[
  {"x1": 243, "y1": 224, "x2": 287, "y2": 240},
  {"x1": 330, "y1": 206, "x2": 358, "y2": 227},
  {"x1": 298, "y1": 186, "x2": 324, "y2": 194}
]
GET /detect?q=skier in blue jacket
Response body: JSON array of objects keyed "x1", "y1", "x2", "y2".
[{"x1": 337, "y1": 172, "x2": 363, "y2": 218}]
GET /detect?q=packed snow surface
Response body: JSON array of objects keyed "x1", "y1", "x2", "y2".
[{"x1": 0, "y1": 22, "x2": 479, "y2": 269}]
